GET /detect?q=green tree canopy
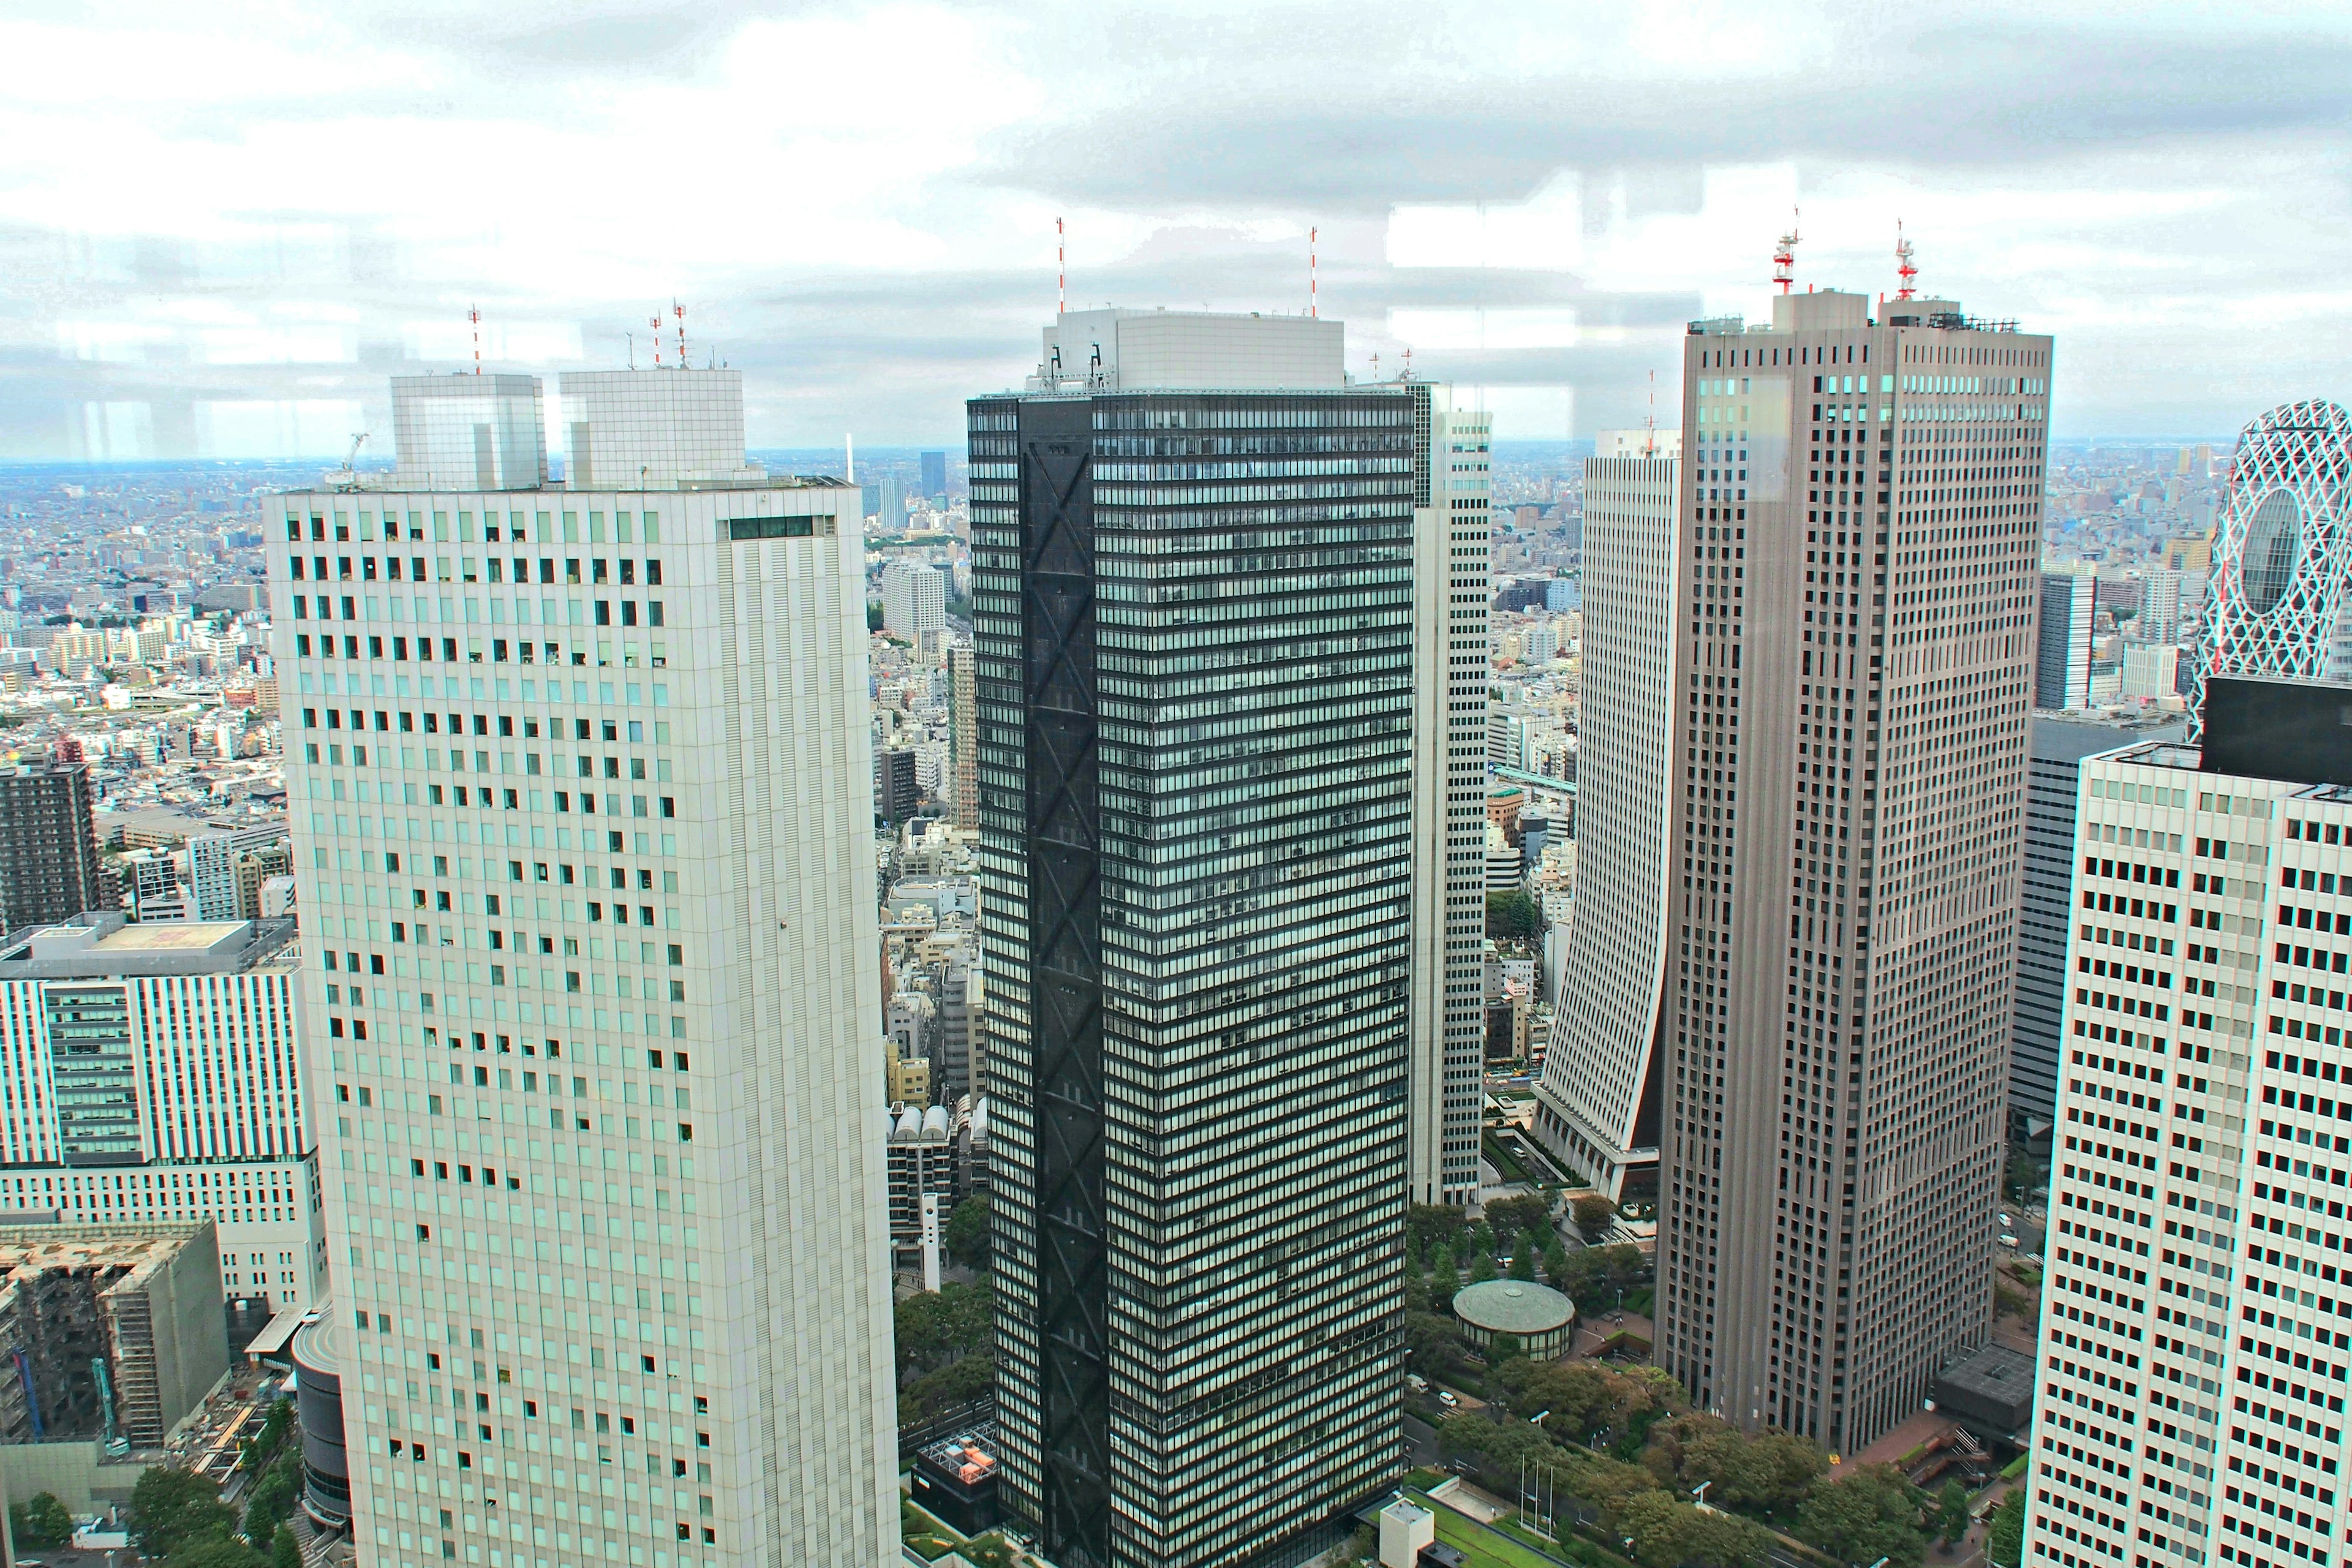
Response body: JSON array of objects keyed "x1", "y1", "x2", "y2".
[
  {"x1": 1937, "y1": 1479, "x2": 1972, "y2": 1544},
  {"x1": 1488, "y1": 888, "x2": 1541, "y2": 942},
  {"x1": 1469, "y1": 1250, "x2": 1499, "y2": 1283},
  {"x1": 130, "y1": 1468, "x2": 239, "y2": 1561},
  {"x1": 165, "y1": 1537, "x2": 265, "y2": 1568},
  {"x1": 9, "y1": 1490, "x2": 72, "y2": 1548},
  {"x1": 894, "y1": 1280, "x2": 992, "y2": 1378},
  {"x1": 1795, "y1": 1464, "x2": 1929, "y2": 1568},
  {"x1": 1986, "y1": 1489, "x2": 2025, "y2": 1568},
  {"x1": 1483, "y1": 1194, "x2": 1552, "y2": 1237},
  {"x1": 1571, "y1": 1193, "x2": 1618, "y2": 1235},
  {"x1": 1616, "y1": 1491, "x2": 1774, "y2": 1568},
  {"x1": 1408, "y1": 1202, "x2": 1466, "y2": 1254},
  {"x1": 944, "y1": 1193, "x2": 990, "y2": 1270}
]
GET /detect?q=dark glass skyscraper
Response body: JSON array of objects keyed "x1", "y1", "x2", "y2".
[{"x1": 971, "y1": 310, "x2": 1423, "y2": 1568}]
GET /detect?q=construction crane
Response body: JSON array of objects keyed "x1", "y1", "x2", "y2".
[{"x1": 329, "y1": 432, "x2": 369, "y2": 493}]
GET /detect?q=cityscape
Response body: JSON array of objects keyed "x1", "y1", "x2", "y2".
[{"x1": 0, "y1": 8, "x2": 2347, "y2": 1568}]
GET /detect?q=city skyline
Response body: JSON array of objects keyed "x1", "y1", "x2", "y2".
[{"x1": 6, "y1": 3, "x2": 2350, "y2": 459}]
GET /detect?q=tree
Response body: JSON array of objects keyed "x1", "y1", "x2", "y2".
[
  {"x1": 8, "y1": 1491, "x2": 72, "y2": 1548},
  {"x1": 1489, "y1": 1332, "x2": 1523, "y2": 1363},
  {"x1": 1470, "y1": 1250, "x2": 1499, "y2": 1283},
  {"x1": 273, "y1": 1527, "x2": 303, "y2": 1568},
  {"x1": 1488, "y1": 888, "x2": 1541, "y2": 942},
  {"x1": 1509, "y1": 1245, "x2": 1537, "y2": 1281},
  {"x1": 1986, "y1": 1490, "x2": 2025, "y2": 1568},
  {"x1": 1571, "y1": 1193, "x2": 1617, "y2": 1237},
  {"x1": 1542, "y1": 1236, "x2": 1569, "y2": 1287},
  {"x1": 1617, "y1": 1491, "x2": 1773, "y2": 1568},
  {"x1": 165, "y1": 1539, "x2": 265, "y2": 1568},
  {"x1": 1408, "y1": 1202, "x2": 1466, "y2": 1256},
  {"x1": 1483, "y1": 1194, "x2": 1552, "y2": 1238},
  {"x1": 1795, "y1": 1464, "x2": 1929, "y2": 1568},
  {"x1": 1430, "y1": 1250, "x2": 1460, "y2": 1302},
  {"x1": 130, "y1": 1467, "x2": 240, "y2": 1560},
  {"x1": 1937, "y1": 1479, "x2": 1972, "y2": 1544},
  {"x1": 944, "y1": 1193, "x2": 990, "y2": 1270}
]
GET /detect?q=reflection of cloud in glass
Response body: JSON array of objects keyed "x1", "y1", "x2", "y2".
[
  {"x1": 200, "y1": 325, "x2": 355, "y2": 364},
  {"x1": 77, "y1": 402, "x2": 156, "y2": 462},
  {"x1": 196, "y1": 399, "x2": 364, "y2": 459}
]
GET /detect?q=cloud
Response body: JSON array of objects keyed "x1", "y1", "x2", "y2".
[{"x1": 0, "y1": 0, "x2": 2346, "y2": 454}]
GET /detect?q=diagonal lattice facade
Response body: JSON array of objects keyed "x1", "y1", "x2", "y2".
[{"x1": 2185, "y1": 399, "x2": 2352, "y2": 736}]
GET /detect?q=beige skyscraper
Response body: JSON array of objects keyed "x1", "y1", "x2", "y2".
[
  {"x1": 1656, "y1": 288, "x2": 2052, "y2": 1452},
  {"x1": 948, "y1": 643, "x2": 978, "y2": 832}
]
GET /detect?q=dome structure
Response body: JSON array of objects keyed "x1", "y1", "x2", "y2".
[
  {"x1": 1450, "y1": 1278, "x2": 1576, "y2": 1359},
  {"x1": 2187, "y1": 399, "x2": 2352, "y2": 734}
]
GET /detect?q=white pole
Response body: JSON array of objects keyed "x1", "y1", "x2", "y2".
[
  {"x1": 846, "y1": 434, "x2": 856, "y2": 484},
  {"x1": 919, "y1": 1189, "x2": 942, "y2": 1292}
]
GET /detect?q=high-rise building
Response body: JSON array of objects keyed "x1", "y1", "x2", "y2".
[
  {"x1": 920, "y1": 450, "x2": 948, "y2": 500},
  {"x1": 970, "y1": 307, "x2": 1482, "y2": 1566},
  {"x1": 0, "y1": 760, "x2": 112, "y2": 930},
  {"x1": 2182, "y1": 399, "x2": 2352, "y2": 731},
  {"x1": 948, "y1": 644, "x2": 978, "y2": 832},
  {"x1": 2012, "y1": 715, "x2": 2185, "y2": 1137},
  {"x1": 189, "y1": 824, "x2": 288, "y2": 922},
  {"x1": 882, "y1": 559, "x2": 946, "y2": 638},
  {"x1": 2140, "y1": 567, "x2": 2187, "y2": 644},
  {"x1": 1655, "y1": 288, "x2": 2051, "y2": 1452},
  {"x1": 2022, "y1": 674, "x2": 2352, "y2": 1568},
  {"x1": 2038, "y1": 571, "x2": 2097, "y2": 709},
  {"x1": 274, "y1": 368, "x2": 899, "y2": 1568},
  {"x1": 1531, "y1": 433, "x2": 1681, "y2": 1201},
  {"x1": 0, "y1": 910, "x2": 318, "y2": 1311}
]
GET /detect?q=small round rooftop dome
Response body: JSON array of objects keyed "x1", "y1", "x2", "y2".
[{"x1": 1450, "y1": 1278, "x2": 1577, "y2": 1359}]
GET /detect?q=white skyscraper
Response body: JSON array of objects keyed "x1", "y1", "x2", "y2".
[
  {"x1": 1531, "y1": 431, "x2": 1680, "y2": 1200},
  {"x1": 2040, "y1": 570, "x2": 2097, "y2": 710},
  {"x1": 2024, "y1": 674, "x2": 2352, "y2": 1568},
  {"x1": 275, "y1": 368, "x2": 897, "y2": 1568},
  {"x1": 880, "y1": 559, "x2": 946, "y2": 639},
  {"x1": 1408, "y1": 388, "x2": 1492, "y2": 1206}
]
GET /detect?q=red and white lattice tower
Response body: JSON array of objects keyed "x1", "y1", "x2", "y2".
[
  {"x1": 1057, "y1": 217, "x2": 1065, "y2": 316},
  {"x1": 673, "y1": 301, "x2": 687, "y2": 369},
  {"x1": 1895, "y1": 222, "x2": 1918, "y2": 301},
  {"x1": 1774, "y1": 209, "x2": 1801, "y2": 294},
  {"x1": 470, "y1": 306, "x2": 482, "y2": 374},
  {"x1": 1310, "y1": 226, "x2": 1318, "y2": 319}
]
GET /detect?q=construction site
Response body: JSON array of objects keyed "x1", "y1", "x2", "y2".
[{"x1": 0, "y1": 1223, "x2": 228, "y2": 1451}]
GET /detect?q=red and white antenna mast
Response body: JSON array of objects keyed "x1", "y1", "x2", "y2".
[
  {"x1": 650, "y1": 314, "x2": 663, "y2": 368},
  {"x1": 470, "y1": 305, "x2": 482, "y2": 374},
  {"x1": 1894, "y1": 221, "x2": 1918, "y2": 300},
  {"x1": 1645, "y1": 369, "x2": 1657, "y2": 456},
  {"x1": 1773, "y1": 207, "x2": 1801, "y2": 294},
  {"x1": 1310, "y1": 225, "x2": 1319, "y2": 319},
  {"x1": 672, "y1": 301, "x2": 687, "y2": 369},
  {"x1": 1057, "y1": 216, "x2": 1066, "y2": 316}
]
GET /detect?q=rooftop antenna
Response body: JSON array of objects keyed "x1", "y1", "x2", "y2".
[
  {"x1": 1310, "y1": 225, "x2": 1319, "y2": 319},
  {"x1": 1895, "y1": 221, "x2": 1918, "y2": 301},
  {"x1": 673, "y1": 301, "x2": 687, "y2": 371},
  {"x1": 650, "y1": 315, "x2": 663, "y2": 368},
  {"x1": 1057, "y1": 217, "x2": 1066, "y2": 316},
  {"x1": 1645, "y1": 370, "x2": 1657, "y2": 457},
  {"x1": 1774, "y1": 207, "x2": 1801, "y2": 294},
  {"x1": 470, "y1": 305, "x2": 482, "y2": 374},
  {"x1": 846, "y1": 434, "x2": 854, "y2": 483},
  {"x1": 1370, "y1": 350, "x2": 1380, "y2": 380},
  {"x1": 1401, "y1": 345, "x2": 1413, "y2": 380},
  {"x1": 626, "y1": 331, "x2": 635, "y2": 369}
]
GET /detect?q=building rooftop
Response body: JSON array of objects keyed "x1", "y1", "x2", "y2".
[
  {"x1": 1450, "y1": 1278, "x2": 1576, "y2": 1335},
  {"x1": 0, "y1": 910, "x2": 297, "y2": 978}
]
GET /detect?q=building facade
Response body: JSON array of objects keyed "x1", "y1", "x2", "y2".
[
  {"x1": 949, "y1": 643, "x2": 979, "y2": 832},
  {"x1": 0, "y1": 912, "x2": 318, "y2": 1311},
  {"x1": 189, "y1": 824, "x2": 288, "y2": 922},
  {"x1": 970, "y1": 309, "x2": 1464, "y2": 1566},
  {"x1": 1656, "y1": 289, "x2": 2051, "y2": 1454},
  {"x1": 0, "y1": 761, "x2": 112, "y2": 930},
  {"x1": 2023, "y1": 682, "x2": 2352, "y2": 1568},
  {"x1": 2038, "y1": 571, "x2": 2096, "y2": 710},
  {"x1": 275, "y1": 368, "x2": 899, "y2": 1568},
  {"x1": 1532, "y1": 434, "x2": 1680, "y2": 1201},
  {"x1": 2183, "y1": 399, "x2": 2352, "y2": 733},
  {"x1": 883, "y1": 559, "x2": 947, "y2": 639}
]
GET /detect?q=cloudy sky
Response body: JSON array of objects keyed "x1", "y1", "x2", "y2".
[{"x1": 2, "y1": 0, "x2": 2346, "y2": 460}]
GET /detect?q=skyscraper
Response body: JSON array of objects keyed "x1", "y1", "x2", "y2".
[
  {"x1": 2038, "y1": 570, "x2": 2096, "y2": 710},
  {"x1": 2023, "y1": 674, "x2": 2348, "y2": 1568},
  {"x1": 921, "y1": 450, "x2": 948, "y2": 500},
  {"x1": 2182, "y1": 399, "x2": 2352, "y2": 730},
  {"x1": 1531, "y1": 429, "x2": 1681, "y2": 1200},
  {"x1": 276, "y1": 368, "x2": 898, "y2": 1568},
  {"x1": 881, "y1": 558, "x2": 947, "y2": 638},
  {"x1": 970, "y1": 307, "x2": 1480, "y2": 1567},
  {"x1": 1655, "y1": 288, "x2": 2052, "y2": 1452},
  {"x1": 0, "y1": 759, "x2": 112, "y2": 930},
  {"x1": 948, "y1": 644, "x2": 978, "y2": 832}
]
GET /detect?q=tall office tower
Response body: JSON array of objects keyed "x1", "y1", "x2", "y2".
[
  {"x1": 274, "y1": 368, "x2": 898, "y2": 1568},
  {"x1": 1655, "y1": 289, "x2": 2051, "y2": 1452},
  {"x1": 948, "y1": 644, "x2": 978, "y2": 832},
  {"x1": 875, "y1": 474, "x2": 908, "y2": 532},
  {"x1": 2141, "y1": 567, "x2": 2187, "y2": 644},
  {"x1": 1531, "y1": 430, "x2": 1682, "y2": 1200},
  {"x1": 971, "y1": 307, "x2": 1481, "y2": 1566},
  {"x1": 2011, "y1": 715, "x2": 2185, "y2": 1137},
  {"x1": 920, "y1": 450, "x2": 948, "y2": 500},
  {"x1": 0, "y1": 910, "x2": 319, "y2": 1312},
  {"x1": 189, "y1": 825, "x2": 289, "y2": 921},
  {"x1": 2038, "y1": 571, "x2": 2097, "y2": 709},
  {"x1": 882, "y1": 559, "x2": 947, "y2": 638},
  {"x1": 0, "y1": 760, "x2": 111, "y2": 930},
  {"x1": 2182, "y1": 399, "x2": 2352, "y2": 731},
  {"x1": 2023, "y1": 674, "x2": 2352, "y2": 1568}
]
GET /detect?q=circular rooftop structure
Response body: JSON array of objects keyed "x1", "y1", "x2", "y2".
[{"x1": 1451, "y1": 1279, "x2": 1576, "y2": 1359}]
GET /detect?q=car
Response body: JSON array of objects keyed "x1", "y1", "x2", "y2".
[
  {"x1": 1437, "y1": 1390, "x2": 1460, "y2": 1408},
  {"x1": 1406, "y1": 1374, "x2": 1428, "y2": 1392},
  {"x1": 1999, "y1": 1234, "x2": 2019, "y2": 1248}
]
